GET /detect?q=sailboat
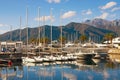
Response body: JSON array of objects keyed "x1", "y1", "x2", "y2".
[
  {"x1": 33, "y1": 7, "x2": 44, "y2": 63},
  {"x1": 22, "y1": 7, "x2": 36, "y2": 63}
]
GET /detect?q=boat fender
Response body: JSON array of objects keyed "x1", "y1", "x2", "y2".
[{"x1": 8, "y1": 60, "x2": 12, "y2": 66}]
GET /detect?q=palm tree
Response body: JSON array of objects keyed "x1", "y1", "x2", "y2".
[
  {"x1": 104, "y1": 33, "x2": 115, "y2": 44},
  {"x1": 41, "y1": 37, "x2": 50, "y2": 44},
  {"x1": 80, "y1": 35, "x2": 87, "y2": 43},
  {"x1": 58, "y1": 36, "x2": 66, "y2": 44},
  {"x1": 29, "y1": 37, "x2": 36, "y2": 44}
]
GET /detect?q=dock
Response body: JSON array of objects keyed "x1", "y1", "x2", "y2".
[{"x1": 0, "y1": 52, "x2": 22, "y2": 63}]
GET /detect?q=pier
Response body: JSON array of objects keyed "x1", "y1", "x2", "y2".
[
  {"x1": 108, "y1": 48, "x2": 120, "y2": 63},
  {"x1": 0, "y1": 52, "x2": 22, "y2": 63}
]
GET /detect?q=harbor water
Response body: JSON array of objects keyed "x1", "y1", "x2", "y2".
[{"x1": 0, "y1": 59, "x2": 120, "y2": 80}]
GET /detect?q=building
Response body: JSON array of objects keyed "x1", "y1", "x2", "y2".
[
  {"x1": 0, "y1": 41, "x2": 23, "y2": 52},
  {"x1": 103, "y1": 37, "x2": 120, "y2": 47}
]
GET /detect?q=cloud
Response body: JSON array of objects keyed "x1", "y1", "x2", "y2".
[
  {"x1": 96, "y1": 12, "x2": 109, "y2": 19},
  {"x1": 83, "y1": 18, "x2": 89, "y2": 21},
  {"x1": 61, "y1": 11, "x2": 76, "y2": 19},
  {"x1": 86, "y1": 10, "x2": 92, "y2": 15},
  {"x1": 0, "y1": 24, "x2": 9, "y2": 27},
  {"x1": 34, "y1": 16, "x2": 54, "y2": 22},
  {"x1": 82, "y1": 9, "x2": 92, "y2": 15},
  {"x1": 111, "y1": 7, "x2": 120, "y2": 12},
  {"x1": 47, "y1": 0, "x2": 61, "y2": 3},
  {"x1": 0, "y1": 30, "x2": 8, "y2": 34},
  {"x1": 100, "y1": 1, "x2": 117, "y2": 10}
]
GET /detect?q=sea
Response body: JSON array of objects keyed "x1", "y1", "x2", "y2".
[{"x1": 0, "y1": 59, "x2": 120, "y2": 80}]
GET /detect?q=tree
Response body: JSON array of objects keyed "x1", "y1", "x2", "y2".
[
  {"x1": 80, "y1": 35, "x2": 87, "y2": 43},
  {"x1": 29, "y1": 38, "x2": 36, "y2": 44},
  {"x1": 104, "y1": 33, "x2": 115, "y2": 44},
  {"x1": 41, "y1": 37, "x2": 50, "y2": 44},
  {"x1": 58, "y1": 36, "x2": 66, "y2": 44}
]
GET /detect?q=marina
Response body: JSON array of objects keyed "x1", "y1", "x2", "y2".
[
  {"x1": 0, "y1": 44, "x2": 110, "y2": 64},
  {"x1": 0, "y1": 0, "x2": 120, "y2": 80}
]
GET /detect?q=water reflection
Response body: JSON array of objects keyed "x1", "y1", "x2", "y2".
[
  {"x1": 0, "y1": 66, "x2": 23, "y2": 80},
  {"x1": 63, "y1": 72, "x2": 77, "y2": 80},
  {"x1": 109, "y1": 54, "x2": 120, "y2": 63},
  {"x1": 0, "y1": 59, "x2": 120, "y2": 80}
]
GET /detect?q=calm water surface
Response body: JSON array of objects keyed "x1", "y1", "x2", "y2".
[{"x1": 0, "y1": 60, "x2": 120, "y2": 80}]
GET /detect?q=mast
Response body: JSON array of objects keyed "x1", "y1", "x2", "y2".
[
  {"x1": 19, "y1": 16, "x2": 22, "y2": 41},
  {"x1": 76, "y1": 31, "x2": 78, "y2": 43},
  {"x1": 50, "y1": 8, "x2": 53, "y2": 54},
  {"x1": 38, "y1": 7, "x2": 40, "y2": 51},
  {"x1": 43, "y1": 16, "x2": 45, "y2": 48},
  {"x1": 60, "y1": 10, "x2": 62, "y2": 50},
  {"x1": 60, "y1": 10, "x2": 63, "y2": 80},
  {"x1": 10, "y1": 25, "x2": 12, "y2": 41},
  {"x1": 26, "y1": 7, "x2": 28, "y2": 55}
]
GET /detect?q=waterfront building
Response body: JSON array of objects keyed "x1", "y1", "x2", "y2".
[{"x1": 0, "y1": 41, "x2": 23, "y2": 52}]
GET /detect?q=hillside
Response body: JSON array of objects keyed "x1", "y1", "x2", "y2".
[
  {"x1": 84, "y1": 18, "x2": 120, "y2": 35},
  {"x1": 0, "y1": 22, "x2": 117, "y2": 42}
]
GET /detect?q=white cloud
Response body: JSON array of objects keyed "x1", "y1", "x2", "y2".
[
  {"x1": 47, "y1": 0, "x2": 61, "y2": 3},
  {"x1": 0, "y1": 24, "x2": 9, "y2": 27},
  {"x1": 34, "y1": 16, "x2": 54, "y2": 22},
  {"x1": 0, "y1": 30, "x2": 8, "y2": 34},
  {"x1": 111, "y1": 7, "x2": 120, "y2": 12},
  {"x1": 61, "y1": 11, "x2": 76, "y2": 19},
  {"x1": 82, "y1": 9, "x2": 92, "y2": 15},
  {"x1": 82, "y1": 18, "x2": 89, "y2": 22},
  {"x1": 96, "y1": 12, "x2": 109, "y2": 19},
  {"x1": 100, "y1": 1, "x2": 117, "y2": 10},
  {"x1": 86, "y1": 10, "x2": 92, "y2": 15}
]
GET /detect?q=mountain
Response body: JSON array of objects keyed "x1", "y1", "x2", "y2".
[
  {"x1": 84, "y1": 18, "x2": 112, "y2": 28},
  {"x1": 0, "y1": 22, "x2": 116, "y2": 43},
  {"x1": 84, "y1": 18, "x2": 120, "y2": 35},
  {"x1": 63, "y1": 22, "x2": 116, "y2": 42},
  {"x1": 0, "y1": 25, "x2": 60, "y2": 41}
]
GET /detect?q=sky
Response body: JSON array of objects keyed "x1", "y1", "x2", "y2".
[{"x1": 0, "y1": 0, "x2": 120, "y2": 34}]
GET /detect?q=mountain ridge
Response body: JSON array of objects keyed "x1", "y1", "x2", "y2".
[{"x1": 0, "y1": 19, "x2": 118, "y2": 42}]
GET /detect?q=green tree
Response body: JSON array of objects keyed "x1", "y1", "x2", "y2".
[
  {"x1": 80, "y1": 35, "x2": 87, "y2": 43},
  {"x1": 29, "y1": 38, "x2": 36, "y2": 44},
  {"x1": 58, "y1": 36, "x2": 66, "y2": 44},
  {"x1": 104, "y1": 33, "x2": 115, "y2": 44},
  {"x1": 41, "y1": 37, "x2": 50, "y2": 44}
]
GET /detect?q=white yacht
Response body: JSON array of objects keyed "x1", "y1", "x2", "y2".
[
  {"x1": 103, "y1": 37, "x2": 120, "y2": 48},
  {"x1": 74, "y1": 50, "x2": 95, "y2": 60},
  {"x1": 34, "y1": 56, "x2": 43, "y2": 63},
  {"x1": 22, "y1": 57, "x2": 36, "y2": 63},
  {"x1": 67, "y1": 54, "x2": 77, "y2": 60},
  {"x1": 65, "y1": 42, "x2": 75, "y2": 47},
  {"x1": 56, "y1": 55, "x2": 62, "y2": 61}
]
